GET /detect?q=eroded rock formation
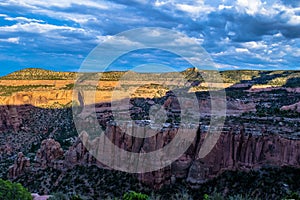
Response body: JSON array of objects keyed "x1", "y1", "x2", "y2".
[
  {"x1": 60, "y1": 125, "x2": 300, "y2": 189},
  {"x1": 0, "y1": 105, "x2": 22, "y2": 132},
  {"x1": 281, "y1": 101, "x2": 300, "y2": 113},
  {"x1": 186, "y1": 130, "x2": 300, "y2": 188},
  {"x1": 34, "y1": 139, "x2": 64, "y2": 169},
  {"x1": 6, "y1": 123, "x2": 300, "y2": 189},
  {"x1": 64, "y1": 134, "x2": 96, "y2": 168},
  {"x1": 8, "y1": 152, "x2": 30, "y2": 179}
]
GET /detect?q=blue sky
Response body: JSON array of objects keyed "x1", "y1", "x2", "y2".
[{"x1": 0, "y1": 0, "x2": 300, "y2": 76}]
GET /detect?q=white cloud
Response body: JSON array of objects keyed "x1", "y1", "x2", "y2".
[
  {"x1": 267, "y1": 3, "x2": 300, "y2": 25},
  {"x1": 31, "y1": 7, "x2": 99, "y2": 25},
  {"x1": 277, "y1": 5, "x2": 300, "y2": 25},
  {"x1": 214, "y1": 63, "x2": 240, "y2": 69},
  {"x1": 176, "y1": 4, "x2": 214, "y2": 14},
  {"x1": 174, "y1": 0, "x2": 215, "y2": 19},
  {"x1": 99, "y1": 35, "x2": 143, "y2": 49},
  {"x1": 2, "y1": 0, "x2": 112, "y2": 9},
  {"x1": 218, "y1": 4, "x2": 233, "y2": 10},
  {"x1": 0, "y1": 37, "x2": 20, "y2": 44},
  {"x1": 174, "y1": 36, "x2": 203, "y2": 46},
  {"x1": 250, "y1": 51, "x2": 285, "y2": 63},
  {"x1": 287, "y1": 14, "x2": 300, "y2": 26},
  {"x1": 236, "y1": 0, "x2": 262, "y2": 15},
  {"x1": 235, "y1": 48, "x2": 250, "y2": 53},
  {"x1": 151, "y1": 0, "x2": 216, "y2": 24},
  {"x1": 154, "y1": 0, "x2": 170, "y2": 7},
  {"x1": 273, "y1": 32, "x2": 283, "y2": 38},
  {"x1": 242, "y1": 41, "x2": 267, "y2": 49},
  {"x1": 4, "y1": 16, "x2": 44, "y2": 23},
  {"x1": 153, "y1": 0, "x2": 215, "y2": 14},
  {"x1": 212, "y1": 51, "x2": 227, "y2": 56},
  {"x1": 292, "y1": 48, "x2": 300, "y2": 57},
  {"x1": 95, "y1": 35, "x2": 113, "y2": 43},
  {"x1": 0, "y1": 0, "x2": 125, "y2": 29},
  {"x1": 0, "y1": 22, "x2": 86, "y2": 33},
  {"x1": 235, "y1": 0, "x2": 273, "y2": 16}
]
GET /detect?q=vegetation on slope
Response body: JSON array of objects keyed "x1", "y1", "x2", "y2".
[
  {"x1": 13, "y1": 165, "x2": 300, "y2": 200},
  {"x1": 0, "y1": 179, "x2": 32, "y2": 200},
  {"x1": 0, "y1": 85, "x2": 54, "y2": 96},
  {"x1": 220, "y1": 70, "x2": 262, "y2": 84},
  {"x1": 0, "y1": 68, "x2": 76, "y2": 80}
]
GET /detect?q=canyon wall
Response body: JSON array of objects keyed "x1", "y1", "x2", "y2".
[
  {"x1": 10, "y1": 125, "x2": 299, "y2": 189},
  {"x1": 98, "y1": 125, "x2": 300, "y2": 188}
]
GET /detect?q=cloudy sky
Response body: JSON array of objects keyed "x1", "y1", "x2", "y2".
[{"x1": 0, "y1": 0, "x2": 300, "y2": 75}]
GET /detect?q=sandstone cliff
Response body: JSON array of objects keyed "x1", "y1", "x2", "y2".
[
  {"x1": 0, "y1": 90, "x2": 73, "y2": 108},
  {"x1": 34, "y1": 139, "x2": 64, "y2": 169},
  {"x1": 8, "y1": 139, "x2": 64, "y2": 179},
  {"x1": 8, "y1": 152, "x2": 30, "y2": 179},
  {"x1": 7, "y1": 123, "x2": 300, "y2": 189},
  {"x1": 59, "y1": 125, "x2": 300, "y2": 188},
  {"x1": 187, "y1": 129, "x2": 300, "y2": 187},
  {"x1": 0, "y1": 105, "x2": 22, "y2": 132}
]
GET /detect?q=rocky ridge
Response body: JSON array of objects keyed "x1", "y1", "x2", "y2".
[{"x1": 8, "y1": 124, "x2": 300, "y2": 189}]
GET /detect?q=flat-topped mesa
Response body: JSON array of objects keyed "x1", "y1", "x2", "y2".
[
  {"x1": 0, "y1": 68, "x2": 76, "y2": 80},
  {"x1": 0, "y1": 68, "x2": 299, "y2": 110}
]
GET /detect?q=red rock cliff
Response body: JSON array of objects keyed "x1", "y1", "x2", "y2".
[{"x1": 62, "y1": 125, "x2": 300, "y2": 189}]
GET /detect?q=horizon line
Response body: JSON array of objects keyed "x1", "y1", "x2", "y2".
[{"x1": 1, "y1": 67, "x2": 300, "y2": 78}]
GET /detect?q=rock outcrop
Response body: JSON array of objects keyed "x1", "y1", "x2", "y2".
[
  {"x1": 8, "y1": 139, "x2": 65, "y2": 179},
  {"x1": 281, "y1": 101, "x2": 300, "y2": 113},
  {"x1": 8, "y1": 152, "x2": 30, "y2": 179},
  {"x1": 0, "y1": 105, "x2": 22, "y2": 132},
  {"x1": 6, "y1": 124, "x2": 300, "y2": 189},
  {"x1": 0, "y1": 90, "x2": 73, "y2": 108},
  {"x1": 186, "y1": 130, "x2": 300, "y2": 187},
  {"x1": 64, "y1": 134, "x2": 96, "y2": 168},
  {"x1": 60, "y1": 125, "x2": 300, "y2": 189},
  {"x1": 31, "y1": 193, "x2": 51, "y2": 200},
  {"x1": 34, "y1": 139, "x2": 64, "y2": 169}
]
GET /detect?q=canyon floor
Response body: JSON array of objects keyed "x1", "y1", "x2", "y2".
[{"x1": 0, "y1": 68, "x2": 299, "y2": 199}]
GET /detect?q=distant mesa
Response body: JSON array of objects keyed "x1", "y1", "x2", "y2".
[
  {"x1": 0, "y1": 67, "x2": 299, "y2": 109},
  {"x1": 0, "y1": 68, "x2": 76, "y2": 80}
]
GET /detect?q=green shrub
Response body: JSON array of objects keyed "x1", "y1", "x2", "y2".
[
  {"x1": 0, "y1": 179, "x2": 32, "y2": 200},
  {"x1": 172, "y1": 189, "x2": 193, "y2": 200},
  {"x1": 123, "y1": 191, "x2": 149, "y2": 200},
  {"x1": 48, "y1": 193, "x2": 85, "y2": 200},
  {"x1": 227, "y1": 194, "x2": 260, "y2": 200},
  {"x1": 284, "y1": 192, "x2": 300, "y2": 200},
  {"x1": 70, "y1": 194, "x2": 84, "y2": 200},
  {"x1": 209, "y1": 192, "x2": 223, "y2": 200},
  {"x1": 48, "y1": 192, "x2": 69, "y2": 200},
  {"x1": 203, "y1": 193, "x2": 210, "y2": 200}
]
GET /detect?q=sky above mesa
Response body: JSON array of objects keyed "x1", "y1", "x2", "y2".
[{"x1": 0, "y1": 0, "x2": 300, "y2": 75}]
